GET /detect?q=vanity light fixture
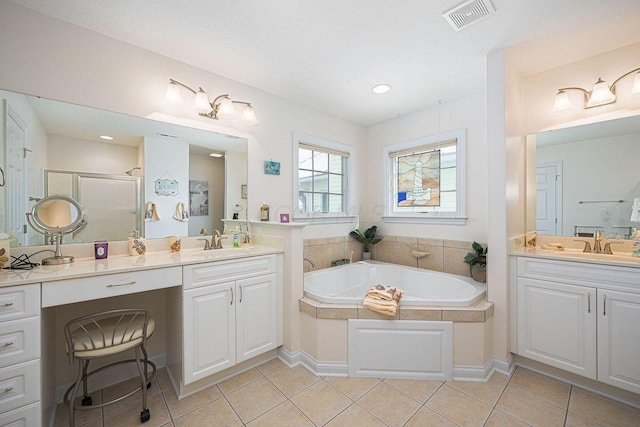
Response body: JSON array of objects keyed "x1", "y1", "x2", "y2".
[
  {"x1": 164, "y1": 79, "x2": 259, "y2": 126},
  {"x1": 552, "y1": 67, "x2": 640, "y2": 114}
]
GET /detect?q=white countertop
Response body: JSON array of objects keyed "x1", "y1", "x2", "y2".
[
  {"x1": 511, "y1": 247, "x2": 640, "y2": 269},
  {"x1": 0, "y1": 245, "x2": 283, "y2": 287}
]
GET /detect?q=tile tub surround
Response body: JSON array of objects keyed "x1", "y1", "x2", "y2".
[{"x1": 304, "y1": 236, "x2": 483, "y2": 276}]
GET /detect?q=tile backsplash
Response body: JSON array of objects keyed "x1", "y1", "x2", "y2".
[{"x1": 304, "y1": 235, "x2": 482, "y2": 277}]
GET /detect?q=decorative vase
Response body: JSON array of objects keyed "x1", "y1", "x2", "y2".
[
  {"x1": 362, "y1": 251, "x2": 372, "y2": 260},
  {"x1": 471, "y1": 265, "x2": 487, "y2": 283}
]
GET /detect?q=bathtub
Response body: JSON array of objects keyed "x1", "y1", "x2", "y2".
[{"x1": 304, "y1": 260, "x2": 486, "y2": 307}]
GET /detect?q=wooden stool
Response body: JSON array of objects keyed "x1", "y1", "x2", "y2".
[{"x1": 63, "y1": 309, "x2": 156, "y2": 426}]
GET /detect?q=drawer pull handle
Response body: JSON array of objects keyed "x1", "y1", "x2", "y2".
[
  {"x1": 239, "y1": 286, "x2": 243, "y2": 303},
  {"x1": 230, "y1": 287, "x2": 234, "y2": 305},
  {"x1": 1, "y1": 303, "x2": 14, "y2": 307},
  {"x1": 1, "y1": 342, "x2": 13, "y2": 348},
  {"x1": 603, "y1": 294, "x2": 607, "y2": 316},
  {"x1": 587, "y1": 293, "x2": 591, "y2": 313},
  {"x1": 2, "y1": 387, "x2": 13, "y2": 394},
  {"x1": 106, "y1": 281, "x2": 137, "y2": 288}
]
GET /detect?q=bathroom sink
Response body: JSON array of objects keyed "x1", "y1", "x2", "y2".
[
  {"x1": 553, "y1": 250, "x2": 640, "y2": 264},
  {"x1": 189, "y1": 248, "x2": 252, "y2": 258}
]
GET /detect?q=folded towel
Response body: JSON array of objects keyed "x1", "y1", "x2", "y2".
[
  {"x1": 367, "y1": 284, "x2": 405, "y2": 302},
  {"x1": 363, "y1": 296, "x2": 398, "y2": 316},
  {"x1": 363, "y1": 284, "x2": 405, "y2": 316},
  {"x1": 631, "y1": 197, "x2": 640, "y2": 222}
]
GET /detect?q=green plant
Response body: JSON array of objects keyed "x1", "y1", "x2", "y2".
[
  {"x1": 463, "y1": 241, "x2": 488, "y2": 271},
  {"x1": 349, "y1": 226, "x2": 383, "y2": 252}
]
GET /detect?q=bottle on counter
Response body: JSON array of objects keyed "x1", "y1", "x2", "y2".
[{"x1": 632, "y1": 229, "x2": 640, "y2": 258}]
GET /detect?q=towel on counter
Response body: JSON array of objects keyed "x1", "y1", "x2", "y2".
[
  {"x1": 631, "y1": 197, "x2": 640, "y2": 223},
  {"x1": 362, "y1": 284, "x2": 405, "y2": 317}
]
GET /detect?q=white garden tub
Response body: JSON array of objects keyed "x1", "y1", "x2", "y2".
[{"x1": 304, "y1": 260, "x2": 486, "y2": 307}]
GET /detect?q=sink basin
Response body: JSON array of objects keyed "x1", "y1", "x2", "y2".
[
  {"x1": 553, "y1": 250, "x2": 640, "y2": 264},
  {"x1": 189, "y1": 248, "x2": 252, "y2": 258}
]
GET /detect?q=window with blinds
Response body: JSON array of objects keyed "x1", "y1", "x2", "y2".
[{"x1": 383, "y1": 129, "x2": 466, "y2": 224}]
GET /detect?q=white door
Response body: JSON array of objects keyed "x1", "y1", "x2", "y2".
[
  {"x1": 3, "y1": 103, "x2": 27, "y2": 245},
  {"x1": 236, "y1": 274, "x2": 277, "y2": 363},
  {"x1": 536, "y1": 163, "x2": 561, "y2": 235},
  {"x1": 517, "y1": 277, "x2": 596, "y2": 379},
  {"x1": 597, "y1": 289, "x2": 640, "y2": 394},
  {"x1": 183, "y1": 282, "x2": 235, "y2": 384}
]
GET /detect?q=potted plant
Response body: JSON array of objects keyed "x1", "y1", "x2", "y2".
[
  {"x1": 349, "y1": 226, "x2": 383, "y2": 260},
  {"x1": 464, "y1": 241, "x2": 487, "y2": 283}
]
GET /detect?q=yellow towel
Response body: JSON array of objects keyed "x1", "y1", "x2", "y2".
[
  {"x1": 362, "y1": 284, "x2": 405, "y2": 317},
  {"x1": 367, "y1": 284, "x2": 405, "y2": 302},
  {"x1": 363, "y1": 296, "x2": 398, "y2": 316}
]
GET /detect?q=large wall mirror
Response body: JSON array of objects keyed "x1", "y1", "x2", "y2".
[
  {"x1": 526, "y1": 114, "x2": 640, "y2": 239},
  {"x1": 0, "y1": 89, "x2": 248, "y2": 247}
]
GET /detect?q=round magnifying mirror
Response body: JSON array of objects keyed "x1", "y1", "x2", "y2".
[{"x1": 30, "y1": 195, "x2": 84, "y2": 233}]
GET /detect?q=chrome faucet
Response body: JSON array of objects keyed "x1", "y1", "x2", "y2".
[{"x1": 304, "y1": 258, "x2": 316, "y2": 269}]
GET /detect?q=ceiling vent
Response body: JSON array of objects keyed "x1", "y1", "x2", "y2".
[{"x1": 443, "y1": 0, "x2": 496, "y2": 32}]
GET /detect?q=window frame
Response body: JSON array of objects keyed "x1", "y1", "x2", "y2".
[
  {"x1": 293, "y1": 132, "x2": 354, "y2": 223},
  {"x1": 382, "y1": 128, "x2": 467, "y2": 225}
]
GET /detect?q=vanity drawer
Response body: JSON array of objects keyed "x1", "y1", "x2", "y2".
[
  {"x1": 0, "y1": 402, "x2": 41, "y2": 427},
  {"x1": 0, "y1": 285, "x2": 40, "y2": 322},
  {"x1": 0, "y1": 318, "x2": 40, "y2": 369},
  {"x1": 0, "y1": 359, "x2": 40, "y2": 414},
  {"x1": 184, "y1": 255, "x2": 276, "y2": 289},
  {"x1": 42, "y1": 267, "x2": 182, "y2": 307}
]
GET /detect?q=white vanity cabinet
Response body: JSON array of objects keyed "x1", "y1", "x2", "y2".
[
  {"x1": 0, "y1": 284, "x2": 41, "y2": 426},
  {"x1": 182, "y1": 255, "x2": 280, "y2": 384},
  {"x1": 515, "y1": 257, "x2": 640, "y2": 394}
]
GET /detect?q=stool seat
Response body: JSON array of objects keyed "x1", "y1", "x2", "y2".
[
  {"x1": 69, "y1": 316, "x2": 155, "y2": 358},
  {"x1": 64, "y1": 309, "x2": 155, "y2": 426}
]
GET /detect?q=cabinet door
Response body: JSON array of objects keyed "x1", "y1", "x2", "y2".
[
  {"x1": 183, "y1": 283, "x2": 235, "y2": 384},
  {"x1": 597, "y1": 289, "x2": 640, "y2": 394},
  {"x1": 517, "y1": 278, "x2": 596, "y2": 379},
  {"x1": 236, "y1": 274, "x2": 277, "y2": 363}
]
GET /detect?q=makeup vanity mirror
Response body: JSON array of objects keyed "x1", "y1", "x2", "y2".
[
  {"x1": 26, "y1": 194, "x2": 86, "y2": 264},
  {"x1": 0, "y1": 88, "x2": 248, "y2": 248},
  {"x1": 526, "y1": 113, "x2": 640, "y2": 239}
]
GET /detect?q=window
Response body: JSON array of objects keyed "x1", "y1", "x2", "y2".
[
  {"x1": 383, "y1": 129, "x2": 466, "y2": 224},
  {"x1": 293, "y1": 132, "x2": 353, "y2": 222}
]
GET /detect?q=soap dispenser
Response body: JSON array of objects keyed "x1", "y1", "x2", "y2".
[{"x1": 128, "y1": 230, "x2": 147, "y2": 256}]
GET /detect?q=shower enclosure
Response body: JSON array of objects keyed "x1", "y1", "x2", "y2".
[{"x1": 44, "y1": 169, "x2": 142, "y2": 244}]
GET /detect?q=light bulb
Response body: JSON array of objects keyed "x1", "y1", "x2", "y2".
[
  {"x1": 216, "y1": 97, "x2": 238, "y2": 120},
  {"x1": 551, "y1": 90, "x2": 573, "y2": 114},
  {"x1": 587, "y1": 78, "x2": 616, "y2": 108},
  {"x1": 193, "y1": 88, "x2": 211, "y2": 114}
]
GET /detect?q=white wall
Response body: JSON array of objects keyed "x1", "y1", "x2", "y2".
[
  {"x1": 225, "y1": 151, "x2": 247, "y2": 220},
  {"x1": 524, "y1": 42, "x2": 640, "y2": 134},
  {"x1": 536, "y1": 132, "x2": 640, "y2": 237},
  {"x1": 0, "y1": 1, "x2": 365, "y2": 236},
  {"x1": 143, "y1": 136, "x2": 189, "y2": 238},
  {"x1": 188, "y1": 153, "x2": 224, "y2": 235},
  {"x1": 48, "y1": 135, "x2": 139, "y2": 174},
  {"x1": 363, "y1": 92, "x2": 488, "y2": 242}
]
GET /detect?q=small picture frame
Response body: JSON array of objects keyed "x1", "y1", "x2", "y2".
[
  {"x1": 241, "y1": 184, "x2": 248, "y2": 199},
  {"x1": 279, "y1": 213, "x2": 290, "y2": 223},
  {"x1": 264, "y1": 161, "x2": 281, "y2": 175}
]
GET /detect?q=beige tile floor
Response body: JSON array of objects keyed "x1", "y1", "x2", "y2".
[{"x1": 54, "y1": 360, "x2": 640, "y2": 427}]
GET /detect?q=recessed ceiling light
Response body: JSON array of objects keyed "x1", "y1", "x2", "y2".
[
  {"x1": 99, "y1": 135, "x2": 114, "y2": 140},
  {"x1": 209, "y1": 152, "x2": 224, "y2": 158},
  {"x1": 372, "y1": 84, "x2": 391, "y2": 94}
]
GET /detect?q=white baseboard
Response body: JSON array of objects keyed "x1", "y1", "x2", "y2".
[
  {"x1": 54, "y1": 353, "x2": 166, "y2": 404},
  {"x1": 283, "y1": 348, "x2": 507, "y2": 382}
]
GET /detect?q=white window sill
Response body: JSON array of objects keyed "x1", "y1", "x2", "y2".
[
  {"x1": 382, "y1": 215, "x2": 467, "y2": 225},
  {"x1": 293, "y1": 215, "x2": 357, "y2": 225}
]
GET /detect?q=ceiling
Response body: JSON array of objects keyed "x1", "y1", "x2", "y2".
[{"x1": 7, "y1": 0, "x2": 640, "y2": 126}]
